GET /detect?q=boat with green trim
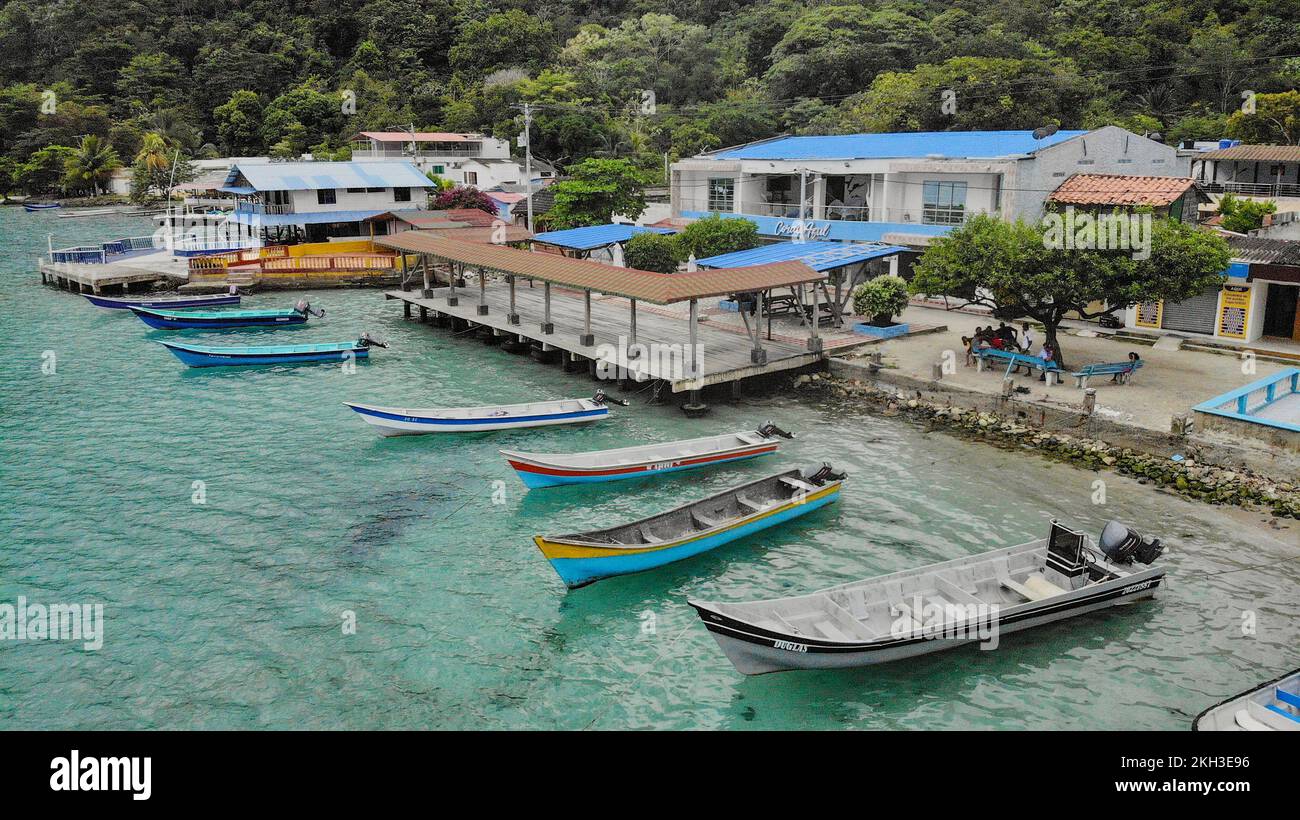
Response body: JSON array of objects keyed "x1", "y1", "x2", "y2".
[
  {"x1": 160, "y1": 334, "x2": 386, "y2": 367},
  {"x1": 130, "y1": 300, "x2": 322, "y2": 329}
]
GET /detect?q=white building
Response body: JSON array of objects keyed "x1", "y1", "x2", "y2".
[
  {"x1": 349, "y1": 131, "x2": 554, "y2": 192},
  {"x1": 220, "y1": 160, "x2": 434, "y2": 243},
  {"x1": 671, "y1": 127, "x2": 1181, "y2": 254}
]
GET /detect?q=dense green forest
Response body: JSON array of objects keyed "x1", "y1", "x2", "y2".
[{"x1": 2, "y1": 0, "x2": 1299, "y2": 195}]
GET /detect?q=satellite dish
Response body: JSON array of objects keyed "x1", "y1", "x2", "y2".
[{"x1": 1032, "y1": 125, "x2": 1060, "y2": 140}]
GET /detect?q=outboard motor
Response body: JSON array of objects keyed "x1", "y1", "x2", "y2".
[
  {"x1": 1099, "y1": 520, "x2": 1164, "y2": 565},
  {"x1": 806, "y1": 462, "x2": 846, "y2": 486},
  {"x1": 591, "y1": 389, "x2": 630, "y2": 407},
  {"x1": 756, "y1": 422, "x2": 794, "y2": 440},
  {"x1": 356, "y1": 333, "x2": 388, "y2": 349},
  {"x1": 294, "y1": 299, "x2": 325, "y2": 318}
]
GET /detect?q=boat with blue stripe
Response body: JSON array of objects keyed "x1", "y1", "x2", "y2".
[
  {"x1": 130, "y1": 300, "x2": 322, "y2": 329},
  {"x1": 344, "y1": 390, "x2": 626, "y2": 436},
  {"x1": 24, "y1": 202, "x2": 60, "y2": 211},
  {"x1": 502, "y1": 423, "x2": 792, "y2": 489},
  {"x1": 84, "y1": 293, "x2": 241, "y2": 310},
  {"x1": 160, "y1": 335, "x2": 386, "y2": 367},
  {"x1": 534, "y1": 464, "x2": 846, "y2": 589},
  {"x1": 1194, "y1": 667, "x2": 1300, "y2": 731}
]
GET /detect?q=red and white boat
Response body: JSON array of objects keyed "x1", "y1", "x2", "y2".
[{"x1": 501, "y1": 424, "x2": 792, "y2": 489}]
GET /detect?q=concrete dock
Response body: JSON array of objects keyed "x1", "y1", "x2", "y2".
[{"x1": 39, "y1": 250, "x2": 190, "y2": 294}]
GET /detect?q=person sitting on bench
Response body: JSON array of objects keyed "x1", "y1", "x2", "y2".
[
  {"x1": 1036, "y1": 343, "x2": 1057, "y2": 382},
  {"x1": 995, "y1": 322, "x2": 1018, "y2": 348},
  {"x1": 1112, "y1": 351, "x2": 1141, "y2": 383}
]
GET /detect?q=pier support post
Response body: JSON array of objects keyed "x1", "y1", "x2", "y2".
[
  {"x1": 541, "y1": 282, "x2": 553, "y2": 334},
  {"x1": 447, "y1": 263, "x2": 459, "y2": 306},
  {"x1": 421, "y1": 254, "x2": 432, "y2": 298},
  {"x1": 751, "y1": 290, "x2": 767, "y2": 364},
  {"x1": 579, "y1": 290, "x2": 594, "y2": 347},
  {"x1": 507, "y1": 275, "x2": 519, "y2": 325},
  {"x1": 627, "y1": 299, "x2": 639, "y2": 359},
  {"x1": 806, "y1": 282, "x2": 823, "y2": 353},
  {"x1": 477, "y1": 267, "x2": 489, "y2": 316},
  {"x1": 682, "y1": 388, "x2": 710, "y2": 417},
  {"x1": 403, "y1": 301, "x2": 411, "y2": 319},
  {"x1": 419, "y1": 306, "x2": 428, "y2": 322},
  {"x1": 688, "y1": 298, "x2": 700, "y2": 380},
  {"x1": 399, "y1": 253, "x2": 409, "y2": 292}
]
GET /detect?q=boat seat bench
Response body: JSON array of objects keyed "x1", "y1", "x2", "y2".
[
  {"x1": 999, "y1": 572, "x2": 1067, "y2": 602},
  {"x1": 779, "y1": 476, "x2": 818, "y2": 494},
  {"x1": 1276, "y1": 689, "x2": 1300, "y2": 709}
]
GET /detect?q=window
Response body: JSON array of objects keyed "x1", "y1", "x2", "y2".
[
  {"x1": 393, "y1": 187, "x2": 411, "y2": 202},
  {"x1": 464, "y1": 171, "x2": 478, "y2": 185},
  {"x1": 921, "y1": 181, "x2": 967, "y2": 225},
  {"x1": 317, "y1": 189, "x2": 337, "y2": 205},
  {"x1": 432, "y1": 165, "x2": 445, "y2": 175},
  {"x1": 1077, "y1": 159, "x2": 1095, "y2": 165},
  {"x1": 346, "y1": 188, "x2": 364, "y2": 193},
  {"x1": 708, "y1": 177, "x2": 735, "y2": 212},
  {"x1": 366, "y1": 187, "x2": 383, "y2": 193}
]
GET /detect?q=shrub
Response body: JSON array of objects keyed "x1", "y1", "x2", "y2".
[
  {"x1": 624, "y1": 232, "x2": 681, "y2": 273},
  {"x1": 852, "y1": 274, "x2": 910, "y2": 323},
  {"x1": 676, "y1": 214, "x2": 759, "y2": 259}
]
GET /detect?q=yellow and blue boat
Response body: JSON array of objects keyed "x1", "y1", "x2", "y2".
[{"x1": 533, "y1": 464, "x2": 846, "y2": 589}]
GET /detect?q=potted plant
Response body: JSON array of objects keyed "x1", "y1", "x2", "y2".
[{"x1": 851, "y1": 274, "x2": 911, "y2": 338}]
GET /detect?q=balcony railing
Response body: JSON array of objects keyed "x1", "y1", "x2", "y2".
[
  {"x1": 1200, "y1": 181, "x2": 1300, "y2": 199},
  {"x1": 235, "y1": 201, "x2": 295, "y2": 215}
]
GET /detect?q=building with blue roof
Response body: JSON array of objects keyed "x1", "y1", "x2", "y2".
[
  {"x1": 221, "y1": 160, "x2": 436, "y2": 243},
  {"x1": 671, "y1": 126, "x2": 1185, "y2": 261}
]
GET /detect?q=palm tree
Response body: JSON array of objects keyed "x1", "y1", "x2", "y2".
[
  {"x1": 135, "y1": 132, "x2": 170, "y2": 172},
  {"x1": 63, "y1": 135, "x2": 122, "y2": 196}
]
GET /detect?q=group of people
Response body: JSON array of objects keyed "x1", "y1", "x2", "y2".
[{"x1": 963, "y1": 321, "x2": 1058, "y2": 380}]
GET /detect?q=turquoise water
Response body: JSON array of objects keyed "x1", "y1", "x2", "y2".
[{"x1": 2, "y1": 209, "x2": 1297, "y2": 730}]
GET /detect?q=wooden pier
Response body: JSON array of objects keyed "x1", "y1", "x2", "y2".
[{"x1": 39, "y1": 251, "x2": 190, "y2": 294}]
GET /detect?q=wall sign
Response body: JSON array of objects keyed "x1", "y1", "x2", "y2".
[{"x1": 1217, "y1": 284, "x2": 1251, "y2": 339}]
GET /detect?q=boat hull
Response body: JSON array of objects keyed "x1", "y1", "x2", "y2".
[
  {"x1": 537, "y1": 482, "x2": 841, "y2": 588},
  {"x1": 161, "y1": 342, "x2": 368, "y2": 367},
  {"x1": 505, "y1": 443, "x2": 778, "y2": 488},
  {"x1": 691, "y1": 569, "x2": 1164, "y2": 674},
  {"x1": 1193, "y1": 668, "x2": 1300, "y2": 731},
  {"x1": 132, "y1": 307, "x2": 305, "y2": 329},
  {"x1": 24, "y1": 203, "x2": 60, "y2": 211},
  {"x1": 85, "y1": 294, "x2": 240, "y2": 309},
  {"x1": 345, "y1": 402, "x2": 608, "y2": 436}
]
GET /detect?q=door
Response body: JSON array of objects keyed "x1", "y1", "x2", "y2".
[
  {"x1": 1160, "y1": 286, "x2": 1220, "y2": 334},
  {"x1": 1262, "y1": 283, "x2": 1300, "y2": 340}
]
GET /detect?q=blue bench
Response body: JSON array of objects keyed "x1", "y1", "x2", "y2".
[
  {"x1": 974, "y1": 347, "x2": 1062, "y2": 384},
  {"x1": 1071, "y1": 360, "x2": 1143, "y2": 388}
]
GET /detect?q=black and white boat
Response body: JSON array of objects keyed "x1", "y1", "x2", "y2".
[{"x1": 690, "y1": 520, "x2": 1166, "y2": 675}]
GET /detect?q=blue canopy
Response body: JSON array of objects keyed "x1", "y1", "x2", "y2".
[
  {"x1": 696, "y1": 241, "x2": 907, "y2": 272},
  {"x1": 532, "y1": 224, "x2": 677, "y2": 251}
]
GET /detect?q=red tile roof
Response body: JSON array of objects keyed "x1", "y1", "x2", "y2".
[
  {"x1": 375, "y1": 234, "x2": 822, "y2": 305},
  {"x1": 1046, "y1": 174, "x2": 1196, "y2": 207},
  {"x1": 1195, "y1": 145, "x2": 1300, "y2": 162},
  {"x1": 434, "y1": 208, "x2": 501, "y2": 227}
]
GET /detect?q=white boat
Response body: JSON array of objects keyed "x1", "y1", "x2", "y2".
[
  {"x1": 344, "y1": 390, "x2": 627, "y2": 436},
  {"x1": 690, "y1": 520, "x2": 1166, "y2": 675},
  {"x1": 1194, "y1": 668, "x2": 1300, "y2": 731},
  {"x1": 501, "y1": 423, "x2": 793, "y2": 488}
]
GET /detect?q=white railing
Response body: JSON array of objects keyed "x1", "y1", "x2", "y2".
[{"x1": 1201, "y1": 181, "x2": 1300, "y2": 198}]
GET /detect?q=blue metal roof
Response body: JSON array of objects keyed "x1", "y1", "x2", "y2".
[
  {"x1": 224, "y1": 161, "x2": 433, "y2": 192},
  {"x1": 531, "y1": 223, "x2": 677, "y2": 251},
  {"x1": 697, "y1": 241, "x2": 906, "y2": 272},
  {"x1": 681, "y1": 211, "x2": 952, "y2": 244},
  {"x1": 711, "y1": 130, "x2": 1087, "y2": 161},
  {"x1": 229, "y1": 208, "x2": 424, "y2": 227}
]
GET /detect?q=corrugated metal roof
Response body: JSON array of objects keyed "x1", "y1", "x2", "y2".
[
  {"x1": 1046, "y1": 174, "x2": 1195, "y2": 206},
  {"x1": 710, "y1": 130, "x2": 1087, "y2": 161},
  {"x1": 375, "y1": 234, "x2": 822, "y2": 305},
  {"x1": 532, "y1": 224, "x2": 678, "y2": 251},
  {"x1": 355, "y1": 131, "x2": 473, "y2": 142},
  {"x1": 226, "y1": 161, "x2": 434, "y2": 192},
  {"x1": 433, "y1": 208, "x2": 502, "y2": 227},
  {"x1": 1228, "y1": 237, "x2": 1300, "y2": 266},
  {"x1": 1196, "y1": 145, "x2": 1300, "y2": 162},
  {"x1": 230, "y1": 209, "x2": 420, "y2": 227},
  {"x1": 697, "y1": 241, "x2": 906, "y2": 271}
]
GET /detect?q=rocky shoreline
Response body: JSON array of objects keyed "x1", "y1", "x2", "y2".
[{"x1": 795, "y1": 372, "x2": 1300, "y2": 520}]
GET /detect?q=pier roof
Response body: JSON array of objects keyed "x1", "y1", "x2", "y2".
[
  {"x1": 376, "y1": 234, "x2": 822, "y2": 305},
  {"x1": 697, "y1": 240, "x2": 906, "y2": 271}
]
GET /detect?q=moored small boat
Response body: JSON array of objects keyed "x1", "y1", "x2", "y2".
[
  {"x1": 534, "y1": 463, "x2": 846, "y2": 589},
  {"x1": 1193, "y1": 668, "x2": 1300, "y2": 731},
  {"x1": 130, "y1": 300, "x2": 322, "y2": 329},
  {"x1": 690, "y1": 520, "x2": 1167, "y2": 675},
  {"x1": 24, "y1": 202, "x2": 60, "y2": 211},
  {"x1": 501, "y1": 423, "x2": 793, "y2": 489},
  {"x1": 160, "y1": 334, "x2": 386, "y2": 367},
  {"x1": 84, "y1": 293, "x2": 241, "y2": 310},
  {"x1": 344, "y1": 390, "x2": 627, "y2": 437}
]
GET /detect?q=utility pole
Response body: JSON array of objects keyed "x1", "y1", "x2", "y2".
[
  {"x1": 797, "y1": 167, "x2": 808, "y2": 242},
  {"x1": 522, "y1": 102, "x2": 534, "y2": 232}
]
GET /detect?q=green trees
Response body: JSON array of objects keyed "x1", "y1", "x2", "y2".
[
  {"x1": 541, "y1": 159, "x2": 648, "y2": 229},
  {"x1": 63, "y1": 135, "x2": 121, "y2": 196},
  {"x1": 16, "y1": 146, "x2": 75, "y2": 194},
  {"x1": 624, "y1": 233, "x2": 681, "y2": 273},
  {"x1": 911, "y1": 214, "x2": 1231, "y2": 366},
  {"x1": 852, "y1": 275, "x2": 910, "y2": 325},
  {"x1": 1216, "y1": 194, "x2": 1277, "y2": 233},
  {"x1": 675, "y1": 215, "x2": 760, "y2": 260},
  {"x1": 214, "y1": 91, "x2": 264, "y2": 155}
]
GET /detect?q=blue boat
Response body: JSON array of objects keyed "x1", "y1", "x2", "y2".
[
  {"x1": 84, "y1": 293, "x2": 241, "y2": 310},
  {"x1": 160, "y1": 335, "x2": 387, "y2": 367},
  {"x1": 24, "y1": 202, "x2": 60, "y2": 211},
  {"x1": 534, "y1": 464, "x2": 846, "y2": 589},
  {"x1": 130, "y1": 300, "x2": 322, "y2": 329}
]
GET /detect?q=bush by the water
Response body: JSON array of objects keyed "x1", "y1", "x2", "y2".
[{"x1": 852, "y1": 275, "x2": 910, "y2": 324}]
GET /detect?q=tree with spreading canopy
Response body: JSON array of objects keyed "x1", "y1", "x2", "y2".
[
  {"x1": 540, "y1": 158, "x2": 648, "y2": 229},
  {"x1": 910, "y1": 214, "x2": 1231, "y2": 367}
]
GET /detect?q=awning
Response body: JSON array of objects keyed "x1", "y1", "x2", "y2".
[
  {"x1": 376, "y1": 233, "x2": 822, "y2": 305},
  {"x1": 532, "y1": 224, "x2": 677, "y2": 251},
  {"x1": 696, "y1": 241, "x2": 906, "y2": 272},
  {"x1": 219, "y1": 185, "x2": 256, "y2": 195}
]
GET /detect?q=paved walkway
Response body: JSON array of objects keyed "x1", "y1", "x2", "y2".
[{"x1": 840, "y1": 304, "x2": 1296, "y2": 433}]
